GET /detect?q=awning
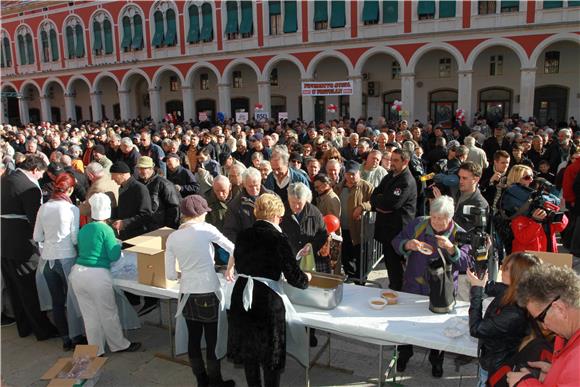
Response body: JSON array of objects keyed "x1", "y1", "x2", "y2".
[
  {"x1": 200, "y1": 3, "x2": 214, "y2": 41},
  {"x1": 283, "y1": 1, "x2": 298, "y2": 33},
  {"x1": 383, "y1": 0, "x2": 398, "y2": 23},
  {"x1": 417, "y1": 0, "x2": 436, "y2": 16},
  {"x1": 152, "y1": 11, "x2": 165, "y2": 46},
  {"x1": 164, "y1": 9, "x2": 177, "y2": 45},
  {"x1": 439, "y1": 0, "x2": 456, "y2": 18},
  {"x1": 49, "y1": 29, "x2": 58, "y2": 60},
  {"x1": 74, "y1": 24, "x2": 84, "y2": 58},
  {"x1": 225, "y1": 1, "x2": 239, "y2": 34},
  {"x1": 330, "y1": 0, "x2": 346, "y2": 28},
  {"x1": 188, "y1": 5, "x2": 200, "y2": 43},
  {"x1": 92, "y1": 21, "x2": 103, "y2": 53},
  {"x1": 314, "y1": 0, "x2": 328, "y2": 22},
  {"x1": 103, "y1": 19, "x2": 113, "y2": 54},
  {"x1": 362, "y1": 0, "x2": 379, "y2": 23},
  {"x1": 132, "y1": 15, "x2": 143, "y2": 49},
  {"x1": 239, "y1": 1, "x2": 253, "y2": 35}
]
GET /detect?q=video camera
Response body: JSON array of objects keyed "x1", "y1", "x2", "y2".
[
  {"x1": 455, "y1": 205, "x2": 490, "y2": 277},
  {"x1": 528, "y1": 178, "x2": 565, "y2": 224}
]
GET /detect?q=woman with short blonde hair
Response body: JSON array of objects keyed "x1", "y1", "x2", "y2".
[
  {"x1": 254, "y1": 193, "x2": 285, "y2": 220},
  {"x1": 506, "y1": 164, "x2": 534, "y2": 187}
]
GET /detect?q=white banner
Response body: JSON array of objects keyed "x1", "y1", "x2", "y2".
[
  {"x1": 235, "y1": 112, "x2": 249, "y2": 124},
  {"x1": 301, "y1": 80, "x2": 353, "y2": 96},
  {"x1": 278, "y1": 112, "x2": 288, "y2": 122},
  {"x1": 254, "y1": 112, "x2": 269, "y2": 121}
]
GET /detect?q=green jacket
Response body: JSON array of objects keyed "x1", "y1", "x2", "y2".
[{"x1": 76, "y1": 222, "x2": 121, "y2": 269}]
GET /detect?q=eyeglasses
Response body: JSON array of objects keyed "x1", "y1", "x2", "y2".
[
  {"x1": 534, "y1": 295, "x2": 560, "y2": 323},
  {"x1": 522, "y1": 175, "x2": 533, "y2": 181}
]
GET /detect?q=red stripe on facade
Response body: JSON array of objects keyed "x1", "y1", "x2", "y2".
[
  {"x1": 209, "y1": 58, "x2": 233, "y2": 75},
  {"x1": 58, "y1": 76, "x2": 71, "y2": 90},
  {"x1": 111, "y1": 69, "x2": 128, "y2": 84},
  {"x1": 507, "y1": 33, "x2": 554, "y2": 57},
  {"x1": 291, "y1": 51, "x2": 322, "y2": 71},
  {"x1": 462, "y1": 0, "x2": 471, "y2": 28},
  {"x1": 404, "y1": 1, "x2": 412, "y2": 33},
  {"x1": 174, "y1": 62, "x2": 194, "y2": 79},
  {"x1": 301, "y1": 0, "x2": 308, "y2": 43},
  {"x1": 216, "y1": 1, "x2": 223, "y2": 51},
  {"x1": 350, "y1": 1, "x2": 358, "y2": 38},
  {"x1": 85, "y1": 28, "x2": 92, "y2": 66},
  {"x1": 84, "y1": 73, "x2": 99, "y2": 86},
  {"x1": 446, "y1": 38, "x2": 488, "y2": 61},
  {"x1": 11, "y1": 40, "x2": 19, "y2": 74},
  {"x1": 388, "y1": 43, "x2": 427, "y2": 64},
  {"x1": 257, "y1": 1, "x2": 264, "y2": 47},
  {"x1": 11, "y1": 80, "x2": 24, "y2": 92},
  {"x1": 248, "y1": 55, "x2": 275, "y2": 72},
  {"x1": 527, "y1": 1, "x2": 536, "y2": 24},
  {"x1": 338, "y1": 47, "x2": 371, "y2": 69},
  {"x1": 143, "y1": 66, "x2": 160, "y2": 81}
]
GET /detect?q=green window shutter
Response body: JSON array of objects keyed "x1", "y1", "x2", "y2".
[
  {"x1": 283, "y1": 1, "x2": 298, "y2": 33},
  {"x1": 239, "y1": 1, "x2": 253, "y2": 35},
  {"x1": 501, "y1": 1, "x2": 519, "y2": 10},
  {"x1": 383, "y1": 1, "x2": 398, "y2": 22},
  {"x1": 201, "y1": 3, "x2": 214, "y2": 42},
  {"x1": 418, "y1": 1, "x2": 436, "y2": 16},
  {"x1": 269, "y1": 1, "x2": 281, "y2": 15},
  {"x1": 41, "y1": 30, "x2": 49, "y2": 62},
  {"x1": 165, "y1": 9, "x2": 177, "y2": 45},
  {"x1": 93, "y1": 21, "x2": 103, "y2": 54},
  {"x1": 314, "y1": 0, "x2": 328, "y2": 22},
  {"x1": 188, "y1": 5, "x2": 200, "y2": 42},
  {"x1": 225, "y1": 1, "x2": 239, "y2": 34},
  {"x1": 569, "y1": 1, "x2": 580, "y2": 6},
  {"x1": 49, "y1": 29, "x2": 58, "y2": 61},
  {"x1": 18, "y1": 35, "x2": 27, "y2": 65},
  {"x1": 66, "y1": 26, "x2": 75, "y2": 59},
  {"x1": 152, "y1": 10, "x2": 165, "y2": 46},
  {"x1": 0, "y1": 44, "x2": 4, "y2": 67},
  {"x1": 362, "y1": 1, "x2": 379, "y2": 22},
  {"x1": 330, "y1": 0, "x2": 346, "y2": 28},
  {"x1": 439, "y1": 0, "x2": 456, "y2": 17},
  {"x1": 103, "y1": 19, "x2": 113, "y2": 54},
  {"x1": 75, "y1": 24, "x2": 85, "y2": 58},
  {"x1": 132, "y1": 15, "x2": 144, "y2": 49},
  {"x1": 25, "y1": 34, "x2": 34, "y2": 64},
  {"x1": 4, "y1": 37, "x2": 12, "y2": 65},
  {"x1": 543, "y1": 1, "x2": 563, "y2": 8},
  {"x1": 121, "y1": 16, "x2": 132, "y2": 49}
]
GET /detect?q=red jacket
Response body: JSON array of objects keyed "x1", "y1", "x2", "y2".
[
  {"x1": 511, "y1": 215, "x2": 568, "y2": 253},
  {"x1": 519, "y1": 330, "x2": 580, "y2": 387},
  {"x1": 562, "y1": 158, "x2": 580, "y2": 206}
]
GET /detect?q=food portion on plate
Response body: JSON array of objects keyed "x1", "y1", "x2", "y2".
[
  {"x1": 417, "y1": 242, "x2": 434, "y2": 255},
  {"x1": 368, "y1": 297, "x2": 387, "y2": 310},
  {"x1": 380, "y1": 291, "x2": 399, "y2": 305}
]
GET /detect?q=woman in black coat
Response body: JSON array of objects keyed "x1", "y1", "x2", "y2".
[
  {"x1": 227, "y1": 193, "x2": 310, "y2": 387},
  {"x1": 468, "y1": 252, "x2": 541, "y2": 387}
]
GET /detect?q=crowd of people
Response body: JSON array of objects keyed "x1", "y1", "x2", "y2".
[{"x1": 1, "y1": 112, "x2": 580, "y2": 387}]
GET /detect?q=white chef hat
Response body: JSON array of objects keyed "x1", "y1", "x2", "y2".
[{"x1": 89, "y1": 193, "x2": 111, "y2": 221}]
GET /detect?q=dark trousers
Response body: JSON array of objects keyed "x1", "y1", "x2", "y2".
[
  {"x1": 186, "y1": 319, "x2": 218, "y2": 362},
  {"x1": 43, "y1": 260, "x2": 69, "y2": 340},
  {"x1": 1, "y1": 258, "x2": 56, "y2": 340},
  {"x1": 341, "y1": 229, "x2": 361, "y2": 280},
  {"x1": 399, "y1": 344, "x2": 444, "y2": 365},
  {"x1": 244, "y1": 362, "x2": 281, "y2": 387},
  {"x1": 382, "y1": 240, "x2": 404, "y2": 291}
]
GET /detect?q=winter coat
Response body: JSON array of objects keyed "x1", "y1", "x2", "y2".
[
  {"x1": 469, "y1": 282, "x2": 530, "y2": 373},
  {"x1": 166, "y1": 165, "x2": 200, "y2": 197},
  {"x1": 333, "y1": 179, "x2": 373, "y2": 245},
  {"x1": 562, "y1": 157, "x2": 580, "y2": 206},
  {"x1": 264, "y1": 168, "x2": 310, "y2": 204},
  {"x1": 511, "y1": 214, "x2": 568, "y2": 253},
  {"x1": 116, "y1": 177, "x2": 152, "y2": 240},
  {"x1": 227, "y1": 220, "x2": 308, "y2": 370},
  {"x1": 280, "y1": 202, "x2": 328, "y2": 258},
  {"x1": 223, "y1": 186, "x2": 272, "y2": 243},
  {"x1": 139, "y1": 173, "x2": 181, "y2": 231}
]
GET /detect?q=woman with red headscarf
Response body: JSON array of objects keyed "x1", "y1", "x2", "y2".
[{"x1": 33, "y1": 173, "x2": 83, "y2": 350}]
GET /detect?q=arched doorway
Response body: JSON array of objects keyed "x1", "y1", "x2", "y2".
[
  {"x1": 231, "y1": 97, "x2": 249, "y2": 118},
  {"x1": 94, "y1": 75, "x2": 120, "y2": 120},
  {"x1": 69, "y1": 79, "x2": 90, "y2": 121},
  {"x1": 383, "y1": 90, "x2": 401, "y2": 122},
  {"x1": 1, "y1": 85, "x2": 21, "y2": 125},
  {"x1": 267, "y1": 59, "x2": 302, "y2": 120},
  {"x1": 21, "y1": 83, "x2": 42, "y2": 124},
  {"x1": 155, "y1": 69, "x2": 183, "y2": 119},
  {"x1": 165, "y1": 99, "x2": 183, "y2": 119},
  {"x1": 188, "y1": 65, "x2": 219, "y2": 123},
  {"x1": 534, "y1": 86, "x2": 568, "y2": 127},
  {"x1": 429, "y1": 89, "x2": 458, "y2": 126},
  {"x1": 124, "y1": 73, "x2": 151, "y2": 120},
  {"x1": 360, "y1": 53, "x2": 402, "y2": 120},
  {"x1": 311, "y1": 56, "x2": 349, "y2": 122},
  {"x1": 227, "y1": 63, "x2": 258, "y2": 119},
  {"x1": 44, "y1": 80, "x2": 66, "y2": 123},
  {"x1": 478, "y1": 88, "x2": 512, "y2": 125},
  {"x1": 196, "y1": 99, "x2": 216, "y2": 122}
]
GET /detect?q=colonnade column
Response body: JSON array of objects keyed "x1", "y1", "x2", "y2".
[
  {"x1": 18, "y1": 97, "x2": 30, "y2": 124},
  {"x1": 218, "y1": 83, "x2": 231, "y2": 119},
  {"x1": 40, "y1": 95, "x2": 51, "y2": 122},
  {"x1": 118, "y1": 89, "x2": 131, "y2": 121},
  {"x1": 1, "y1": 97, "x2": 9, "y2": 124},
  {"x1": 519, "y1": 67, "x2": 536, "y2": 121},
  {"x1": 148, "y1": 87, "x2": 162, "y2": 124},
  {"x1": 348, "y1": 75, "x2": 363, "y2": 120},
  {"x1": 300, "y1": 78, "x2": 314, "y2": 123},
  {"x1": 457, "y1": 70, "x2": 474, "y2": 124},
  {"x1": 90, "y1": 91, "x2": 103, "y2": 122},
  {"x1": 64, "y1": 93, "x2": 76, "y2": 122},
  {"x1": 400, "y1": 73, "x2": 415, "y2": 121},
  {"x1": 181, "y1": 86, "x2": 195, "y2": 123},
  {"x1": 257, "y1": 81, "x2": 272, "y2": 119}
]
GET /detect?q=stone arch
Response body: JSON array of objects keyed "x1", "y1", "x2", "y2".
[
  {"x1": 305, "y1": 50, "x2": 355, "y2": 78},
  {"x1": 1, "y1": 82, "x2": 18, "y2": 92},
  {"x1": 19, "y1": 80, "x2": 41, "y2": 95},
  {"x1": 185, "y1": 61, "x2": 221, "y2": 85},
  {"x1": 222, "y1": 58, "x2": 261, "y2": 84},
  {"x1": 261, "y1": 54, "x2": 306, "y2": 82},
  {"x1": 466, "y1": 38, "x2": 529, "y2": 70},
  {"x1": 152, "y1": 64, "x2": 185, "y2": 88},
  {"x1": 41, "y1": 77, "x2": 66, "y2": 96},
  {"x1": 92, "y1": 72, "x2": 121, "y2": 92},
  {"x1": 530, "y1": 32, "x2": 580, "y2": 68},
  {"x1": 354, "y1": 46, "x2": 408, "y2": 74},
  {"x1": 407, "y1": 42, "x2": 465, "y2": 73},
  {"x1": 121, "y1": 68, "x2": 151, "y2": 91},
  {"x1": 66, "y1": 75, "x2": 92, "y2": 95}
]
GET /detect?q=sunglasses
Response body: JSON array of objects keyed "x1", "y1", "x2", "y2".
[
  {"x1": 534, "y1": 295, "x2": 560, "y2": 323},
  {"x1": 522, "y1": 175, "x2": 533, "y2": 181}
]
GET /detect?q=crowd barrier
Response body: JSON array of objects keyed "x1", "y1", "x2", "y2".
[{"x1": 356, "y1": 211, "x2": 384, "y2": 285}]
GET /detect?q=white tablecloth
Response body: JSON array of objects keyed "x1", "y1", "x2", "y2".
[{"x1": 113, "y1": 276, "x2": 477, "y2": 358}]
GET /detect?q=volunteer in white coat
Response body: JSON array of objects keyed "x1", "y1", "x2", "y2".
[
  {"x1": 165, "y1": 194, "x2": 235, "y2": 387},
  {"x1": 69, "y1": 193, "x2": 141, "y2": 355}
]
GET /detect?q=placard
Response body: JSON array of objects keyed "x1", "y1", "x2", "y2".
[
  {"x1": 278, "y1": 112, "x2": 288, "y2": 122},
  {"x1": 302, "y1": 81, "x2": 353, "y2": 96},
  {"x1": 235, "y1": 112, "x2": 249, "y2": 124},
  {"x1": 255, "y1": 112, "x2": 269, "y2": 121}
]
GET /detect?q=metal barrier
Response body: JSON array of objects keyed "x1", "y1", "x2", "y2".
[{"x1": 356, "y1": 211, "x2": 384, "y2": 285}]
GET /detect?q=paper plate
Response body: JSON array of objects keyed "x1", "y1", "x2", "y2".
[{"x1": 418, "y1": 243, "x2": 434, "y2": 255}]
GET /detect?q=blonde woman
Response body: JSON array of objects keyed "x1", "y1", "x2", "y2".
[{"x1": 227, "y1": 193, "x2": 311, "y2": 387}]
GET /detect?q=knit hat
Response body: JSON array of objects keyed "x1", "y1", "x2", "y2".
[
  {"x1": 89, "y1": 193, "x2": 111, "y2": 221},
  {"x1": 110, "y1": 161, "x2": 131, "y2": 174},
  {"x1": 180, "y1": 194, "x2": 212, "y2": 218},
  {"x1": 136, "y1": 156, "x2": 155, "y2": 168},
  {"x1": 93, "y1": 144, "x2": 106, "y2": 155}
]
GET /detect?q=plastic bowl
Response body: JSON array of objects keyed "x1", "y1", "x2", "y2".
[
  {"x1": 369, "y1": 297, "x2": 387, "y2": 310},
  {"x1": 380, "y1": 291, "x2": 399, "y2": 305}
]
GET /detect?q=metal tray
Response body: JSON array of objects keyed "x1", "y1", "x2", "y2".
[{"x1": 283, "y1": 271, "x2": 345, "y2": 310}]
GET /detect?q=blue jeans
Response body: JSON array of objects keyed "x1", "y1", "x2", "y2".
[
  {"x1": 43, "y1": 259, "x2": 74, "y2": 340},
  {"x1": 477, "y1": 367, "x2": 489, "y2": 387}
]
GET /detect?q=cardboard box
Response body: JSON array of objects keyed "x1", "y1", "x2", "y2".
[
  {"x1": 41, "y1": 345, "x2": 107, "y2": 387},
  {"x1": 124, "y1": 227, "x2": 178, "y2": 289},
  {"x1": 525, "y1": 251, "x2": 573, "y2": 268}
]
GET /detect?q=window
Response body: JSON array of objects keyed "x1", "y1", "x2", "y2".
[
  {"x1": 362, "y1": 0, "x2": 380, "y2": 25},
  {"x1": 233, "y1": 71, "x2": 242, "y2": 88},
  {"x1": 269, "y1": 1, "x2": 282, "y2": 35},
  {"x1": 500, "y1": 1, "x2": 519, "y2": 12},
  {"x1": 429, "y1": 89, "x2": 458, "y2": 124},
  {"x1": 330, "y1": 0, "x2": 346, "y2": 28},
  {"x1": 120, "y1": 6, "x2": 144, "y2": 52},
  {"x1": 201, "y1": 3, "x2": 214, "y2": 42},
  {"x1": 478, "y1": 1, "x2": 497, "y2": 14},
  {"x1": 188, "y1": 5, "x2": 201, "y2": 43},
  {"x1": 383, "y1": 1, "x2": 398, "y2": 23},
  {"x1": 49, "y1": 30, "x2": 59, "y2": 61},
  {"x1": 169, "y1": 76, "x2": 179, "y2": 91},
  {"x1": 64, "y1": 17, "x2": 85, "y2": 59},
  {"x1": 490, "y1": 55, "x2": 503, "y2": 76},
  {"x1": 41, "y1": 30, "x2": 50, "y2": 62},
  {"x1": 152, "y1": 11, "x2": 164, "y2": 46},
  {"x1": 391, "y1": 61, "x2": 401, "y2": 80},
  {"x1": 544, "y1": 51, "x2": 559, "y2": 74},
  {"x1": 92, "y1": 13, "x2": 114, "y2": 56},
  {"x1": 543, "y1": 1, "x2": 563, "y2": 9},
  {"x1": 25, "y1": 33, "x2": 35, "y2": 64},
  {"x1": 439, "y1": 58, "x2": 451, "y2": 78},
  {"x1": 16, "y1": 27, "x2": 35, "y2": 65},
  {"x1": 164, "y1": 9, "x2": 177, "y2": 46},
  {"x1": 121, "y1": 16, "x2": 132, "y2": 51},
  {"x1": 270, "y1": 68, "x2": 279, "y2": 86},
  {"x1": 74, "y1": 24, "x2": 85, "y2": 57},
  {"x1": 240, "y1": 1, "x2": 253, "y2": 38},
  {"x1": 1, "y1": 35, "x2": 12, "y2": 68},
  {"x1": 314, "y1": 0, "x2": 328, "y2": 30},
  {"x1": 418, "y1": 0, "x2": 436, "y2": 19},
  {"x1": 225, "y1": 1, "x2": 239, "y2": 40},
  {"x1": 200, "y1": 73, "x2": 209, "y2": 90},
  {"x1": 479, "y1": 88, "x2": 511, "y2": 123},
  {"x1": 133, "y1": 15, "x2": 144, "y2": 49},
  {"x1": 439, "y1": 1, "x2": 456, "y2": 18},
  {"x1": 284, "y1": 1, "x2": 298, "y2": 33}
]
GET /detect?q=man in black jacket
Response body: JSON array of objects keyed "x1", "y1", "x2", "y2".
[
  {"x1": 136, "y1": 156, "x2": 181, "y2": 231},
  {"x1": 165, "y1": 153, "x2": 199, "y2": 198},
  {"x1": 371, "y1": 149, "x2": 417, "y2": 291}
]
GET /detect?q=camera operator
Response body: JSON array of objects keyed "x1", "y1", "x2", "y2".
[
  {"x1": 480, "y1": 150, "x2": 511, "y2": 212},
  {"x1": 501, "y1": 165, "x2": 568, "y2": 253}
]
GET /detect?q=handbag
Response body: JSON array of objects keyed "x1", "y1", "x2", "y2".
[{"x1": 427, "y1": 248, "x2": 456, "y2": 314}]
